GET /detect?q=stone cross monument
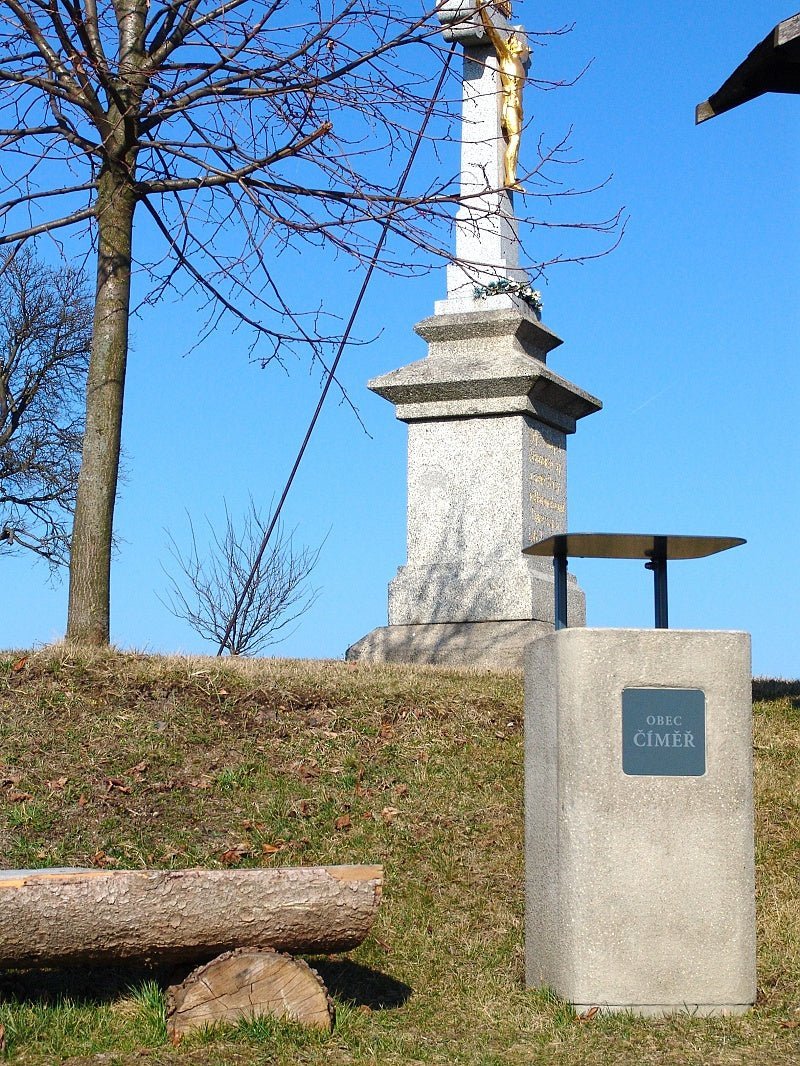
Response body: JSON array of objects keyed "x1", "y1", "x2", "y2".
[{"x1": 347, "y1": 0, "x2": 601, "y2": 669}]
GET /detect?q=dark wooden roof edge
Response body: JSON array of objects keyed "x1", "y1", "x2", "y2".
[
  {"x1": 777, "y1": 10, "x2": 800, "y2": 47},
  {"x1": 696, "y1": 11, "x2": 800, "y2": 124}
]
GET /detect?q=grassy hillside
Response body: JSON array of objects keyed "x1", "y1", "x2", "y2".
[{"x1": 0, "y1": 648, "x2": 797, "y2": 1065}]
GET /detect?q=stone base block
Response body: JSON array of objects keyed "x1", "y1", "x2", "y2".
[
  {"x1": 345, "y1": 620, "x2": 551, "y2": 670},
  {"x1": 525, "y1": 628, "x2": 756, "y2": 1017},
  {"x1": 388, "y1": 561, "x2": 585, "y2": 628}
]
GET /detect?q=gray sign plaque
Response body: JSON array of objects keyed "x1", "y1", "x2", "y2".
[{"x1": 622, "y1": 688, "x2": 706, "y2": 776}]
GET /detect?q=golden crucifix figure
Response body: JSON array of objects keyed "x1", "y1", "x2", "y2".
[{"x1": 477, "y1": 0, "x2": 530, "y2": 192}]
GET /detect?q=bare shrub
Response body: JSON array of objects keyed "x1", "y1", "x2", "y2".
[{"x1": 163, "y1": 500, "x2": 322, "y2": 655}]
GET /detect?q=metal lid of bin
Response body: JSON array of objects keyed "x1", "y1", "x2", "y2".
[
  {"x1": 523, "y1": 533, "x2": 746, "y2": 561},
  {"x1": 523, "y1": 533, "x2": 746, "y2": 631}
]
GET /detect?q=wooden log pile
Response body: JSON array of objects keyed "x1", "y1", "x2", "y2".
[{"x1": 0, "y1": 865, "x2": 383, "y2": 1036}]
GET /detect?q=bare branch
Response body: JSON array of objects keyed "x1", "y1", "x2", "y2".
[
  {"x1": 139, "y1": 121, "x2": 333, "y2": 195},
  {"x1": 0, "y1": 206, "x2": 96, "y2": 245}
]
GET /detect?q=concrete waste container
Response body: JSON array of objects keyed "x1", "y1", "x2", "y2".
[{"x1": 523, "y1": 534, "x2": 756, "y2": 1016}]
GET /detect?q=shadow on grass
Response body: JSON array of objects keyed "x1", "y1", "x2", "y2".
[
  {"x1": 0, "y1": 957, "x2": 412, "y2": 1013},
  {"x1": 0, "y1": 960, "x2": 192, "y2": 1006},
  {"x1": 311, "y1": 958, "x2": 412, "y2": 1010}
]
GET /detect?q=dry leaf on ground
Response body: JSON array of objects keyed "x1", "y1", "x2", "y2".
[
  {"x1": 220, "y1": 845, "x2": 250, "y2": 866},
  {"x1": 91, "y1": 850, "x2": 118, "y2": 868},
  {"x1": 105, "y1": 777, "x2": 131, "y2": 794}
]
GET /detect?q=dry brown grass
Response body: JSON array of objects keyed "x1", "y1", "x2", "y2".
[{"x1": 0, "y1": 646, "x2": 797, "y2": 1065}]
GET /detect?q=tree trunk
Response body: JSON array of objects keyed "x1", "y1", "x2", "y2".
[
  {"x1": 166, "y1": 949, "x2": 335, "y2": 1041},
  {"x1": 0, "y1": 866, "x2": 384, "y2": 966},
  {"x1": 66, "y1": 168, "x2": 136, "y2": 645}
]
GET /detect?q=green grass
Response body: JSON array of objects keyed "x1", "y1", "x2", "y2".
[{"x1": 0, "y1": 647, "x2": 798, "y2": 1064}]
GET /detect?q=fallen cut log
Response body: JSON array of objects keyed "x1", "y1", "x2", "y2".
[
  {"x1": 0, "y1": 865, "x2": 383, "y2": 967},
  {"x1": 166, "y1": 948, "x2": 334, "y2": 1042}
]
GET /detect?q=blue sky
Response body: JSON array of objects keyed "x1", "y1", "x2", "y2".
[{"x1": 2, "y1": 2, "x2": 798, "y2": 677}]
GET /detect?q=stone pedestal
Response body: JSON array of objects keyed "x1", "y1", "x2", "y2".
[
  {"x1": 346, "y1": 305, "x2": 600, "y2": 668},
  {"x1": 524, "y1": 628, "x2": 756, "y2": 1015}
]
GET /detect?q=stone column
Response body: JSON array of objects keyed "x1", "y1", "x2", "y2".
[
  {"x1": 346, "y1": 1, "x2": 601, "y2": 669},
  {"x1": 437, "y1": 0, "x2": 529, "y2": 305}
]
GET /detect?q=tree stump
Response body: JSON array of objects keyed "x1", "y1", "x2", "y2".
[{"x1": 166, "y1": 948, "x2": 334, "y2": 1042}]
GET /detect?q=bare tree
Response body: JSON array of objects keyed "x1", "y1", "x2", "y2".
[
  {"x1": 163, "y1": 500, "x2": 322, "y2": 655},
  {"x1": 0, "y1": 0, "x2": 621, "y2": 646},
  {"x1": 0, "y1": 246, "x2": 92, "y2": 566}
]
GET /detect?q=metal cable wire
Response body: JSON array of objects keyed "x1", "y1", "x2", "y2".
[{"x1": 217, "y1": 46, "x2": 456, "y2": 655}]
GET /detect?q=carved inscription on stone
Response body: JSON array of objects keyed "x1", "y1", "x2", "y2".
[{"x1": 525, "y1": 422, "x2": 566, "y2": 546}]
